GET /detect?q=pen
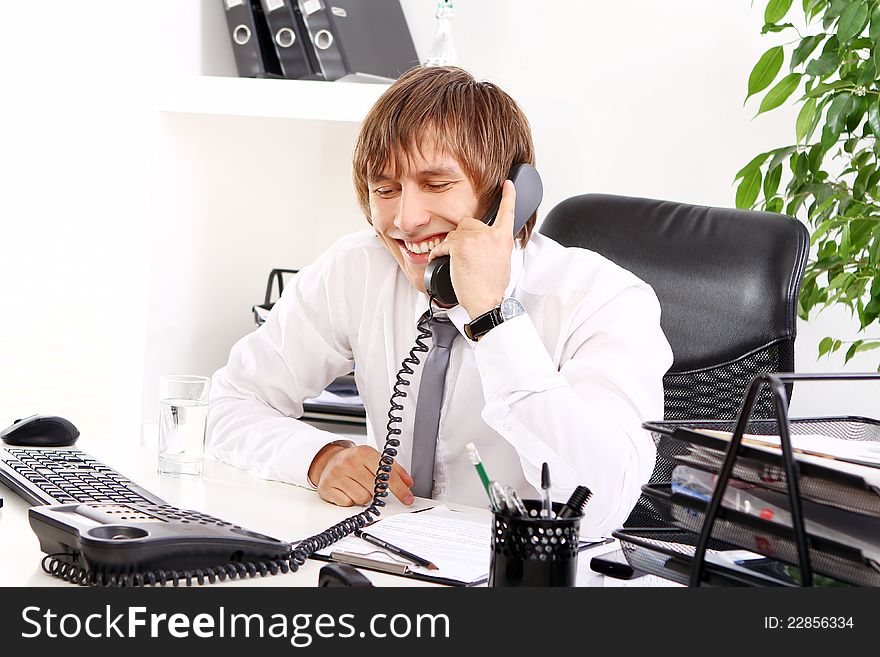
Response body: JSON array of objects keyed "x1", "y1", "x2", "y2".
[
  {"x1": 465, "y1": 442, "x2": 492, "y2": 497},
  {"x1": 355, "y1": 530, "x2": 438, "y2": 571},
  {"x1": 541, "y1": 462, "x2": 553, "y2": 518}
]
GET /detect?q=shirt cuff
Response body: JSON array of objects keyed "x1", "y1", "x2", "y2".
[
  {"x1": 472, "y1": 314, "x2": 568, "y2": 401},
  {"x1": 271, "y1": 430, "x2": 355, "y2": 490}
]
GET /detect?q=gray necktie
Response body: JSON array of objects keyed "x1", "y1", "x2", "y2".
[{"x1": 411, "y1": 315, "x2": 460, "y2": 498}]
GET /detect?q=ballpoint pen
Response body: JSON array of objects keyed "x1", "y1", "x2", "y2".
[
  {"x1": 355, "y1": 530, "x2": 438, "y2": 571},
  {"x1": 541, "y1": 462, "x2": 553, "y2": 518},
  {"x1": 465, "y1": 442, "x2": 492, "y2": 497}
]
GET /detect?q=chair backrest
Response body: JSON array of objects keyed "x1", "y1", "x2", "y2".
[{"x1": 540, "y1": 193, "x2": 809, "y2": 526}]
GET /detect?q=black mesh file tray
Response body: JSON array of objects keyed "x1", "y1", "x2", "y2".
[
  {"x1": 645, "y1": 417, "x2": 880, "y2": 519},
  {"x1": 612, "y1": 528, "x2": 790, "y2": 587},
  {"x1": 642, "y1": 484, "x2": 872, "y2": 586},
  {"x1": 648, "y1": 373, "x2": 880, "y2": 586}
]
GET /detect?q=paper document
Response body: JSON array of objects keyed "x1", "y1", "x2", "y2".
[
  {"x1": 699, "y1": 429, "x2": 880, "y2": 464},
  {"x1": 306, "y1": 389, "x2": 364, "y2": 408},
  {"x1": 316, "y1": 505, "x2": 492, "y2": 584}
]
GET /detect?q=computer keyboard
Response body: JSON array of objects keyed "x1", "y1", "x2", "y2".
[{"x1": 0, "y1": 446, "x2": 167, "y2": 507}]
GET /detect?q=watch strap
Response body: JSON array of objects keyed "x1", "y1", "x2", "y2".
[{"x1": 464, "y1": 307, "x2": 502, "y2": 341}]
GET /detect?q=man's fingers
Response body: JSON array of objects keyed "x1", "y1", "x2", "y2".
[
  {"x1": 493, "y1": 179, "x2": 516, "y2": 232},
  {"x1": 387, "y1": 471, "x2": 415, "y2": 505},
  {"x1": 365, "y1": 459, "x2": 414, "y2": 505},
  {"x1": 339, "y1": 474, "x2": 374, "y2": 505},
  {"x1": 322, "y1": 486, "x2": 355, "y2": 507},
  {"x1": 392, "y1": 461, "x2": 414, "y2": 487},
  {"x1": 427, "y1": 240, "x2": 451, "y2": 262}
]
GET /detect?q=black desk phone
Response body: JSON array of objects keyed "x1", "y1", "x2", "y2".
[
  {"x1": 30, "y1": 503, "x2": 293, "y2": 586},
  {"x1": 27, "y1": 165, "x2": 544, "y2": 587}
]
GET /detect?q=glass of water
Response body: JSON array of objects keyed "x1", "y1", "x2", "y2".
[{"x1": 158, "y1": 374, "x2": 211, "y2": 477}]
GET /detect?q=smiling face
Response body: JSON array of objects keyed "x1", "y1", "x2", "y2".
[{"x1": 369, "y1": 142, "x2": 480, "y2": 293}]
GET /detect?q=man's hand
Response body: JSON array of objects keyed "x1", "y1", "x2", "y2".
[
  {"x1": 308, "y1": 444, "x2": 415, "y2": 507},
  {"x1": 427, "y1": 180, "x2": 517, "y2": 318}
]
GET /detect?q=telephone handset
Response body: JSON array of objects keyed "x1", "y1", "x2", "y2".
[{"x1": 423, "y1": 163, "x2": 543, "y2": 307}]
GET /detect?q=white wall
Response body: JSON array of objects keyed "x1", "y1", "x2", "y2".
[
  {"x1": 1, "y1": 1, "x2": 874, "y2": 449},
  {"x1": 0, "y1": 2, "x2": 156, "y2": 445}
]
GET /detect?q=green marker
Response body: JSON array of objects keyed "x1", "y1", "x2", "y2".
[{"x1": 465, "y1": 442, "x2": 492, "y2": 497}]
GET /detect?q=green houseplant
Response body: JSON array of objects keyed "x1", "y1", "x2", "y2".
[{"x1": 738, "y1": 0, "x2": 880, "y2": 365}]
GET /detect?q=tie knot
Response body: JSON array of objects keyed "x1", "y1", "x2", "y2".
[{"x1": 428, "y1": 316, "x2": 459, "y2": 348}]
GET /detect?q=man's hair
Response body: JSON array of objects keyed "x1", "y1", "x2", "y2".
[{"x1": 352, "y1": 66, "x2": 537, "y2": 246}]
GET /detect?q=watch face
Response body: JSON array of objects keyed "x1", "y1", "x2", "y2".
[{"x1": 500, "y1": 298, "x2": 524, "y2": 321}]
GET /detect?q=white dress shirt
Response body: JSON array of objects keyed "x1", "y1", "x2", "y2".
[{"x1": 207, "y1": 229, "x2": 673, "y2": 536}]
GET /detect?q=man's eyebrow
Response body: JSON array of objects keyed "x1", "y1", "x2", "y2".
[
  {"x1": 415, "y1": 166, "x2": 461, "y2": 177},
  {"x1": 370, "y1": 166, "x2": 461, "y2": 182}
]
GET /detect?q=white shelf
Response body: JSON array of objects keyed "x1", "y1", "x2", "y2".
[{"x1": 157, "y1": 76, "x2": 390, "y2": 122}]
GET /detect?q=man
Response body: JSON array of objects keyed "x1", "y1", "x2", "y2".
[{"x1": 206, "y1": 66, "x2": 672, "y2": 536}]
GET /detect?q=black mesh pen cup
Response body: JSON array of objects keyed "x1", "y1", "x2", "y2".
[{"x1": 489, "y1": 500, "x2": 581, "y2": 587}]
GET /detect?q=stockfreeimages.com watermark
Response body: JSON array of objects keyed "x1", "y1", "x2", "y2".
[{"x1": 21, "y1": 605, "x2": 450, "y2": 646}]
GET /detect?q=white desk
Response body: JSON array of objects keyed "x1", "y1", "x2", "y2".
[{"x1": 0, "y1": 444, "x2": 624, "y2": 587}]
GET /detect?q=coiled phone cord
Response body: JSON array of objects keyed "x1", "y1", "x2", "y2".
[
  {"x1": 42, "y1": 306, "x2": 436, "y2": 587},
  {"x1": 285, "y1": 306, "x2": 434, "y2": 570}
]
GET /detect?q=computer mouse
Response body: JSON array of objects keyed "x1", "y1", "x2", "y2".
[{"x1": 0, "y1": 414, "x2": 80, "y2": 447}]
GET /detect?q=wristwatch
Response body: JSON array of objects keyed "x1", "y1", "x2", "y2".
[{"x1": 464, "y1": 298, "x2": 525, "y2": 341}]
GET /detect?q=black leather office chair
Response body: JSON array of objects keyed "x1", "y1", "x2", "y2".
[{"x1": 540, "y1": 193, "x2": 810, "y2": 526}]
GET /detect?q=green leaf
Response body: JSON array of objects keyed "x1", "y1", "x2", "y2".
[
  {"x1": 792, "y1": 35, "x2": 826, "y2": 70},
  {"x1": 769, "y1": 145, "x2": 798, "y2": 171},
  {"x1": 857, "y1": 58, "x2": 877, "y2": 85},
  {"x1": 869, "y1": 99, "x2": 880, "y2": 137},
  {"x1": 874, "y1": 39, "x2": 880, "y2": 77},
  {"x1": 796, "y1": 97, "x2": 818, "y2": 142},
  {"x1": 832, "y1": 338, "x2": 843, "y2": 353},
  {"x1": 838, "y1": 0, "x2": 870, "y2": 44},
  {"x1": 846, "y1": 96, "x2": 867, "y2": 133},
  {"x1": 805, "y1": 51, "x2": 842, "y2": 77},
  {"x1": 807, "y1": 143, "x2": 824, "y2": 174},
  {"x1": 806, "y1": 0, "x2": 827, "y2": 22},
  {"x1": 746, "y1": 46, "x2": 785, "y2": 101},
  {"x1": 757, "y1": 73, "x2": 802, "y2": 116},
  {"x1": 818, "y1": 336, "x2": 834, "y2": 356},
  {"x1": 766, "y1": 197, "x2": 785, "y2": 213},
  {"x1": 764, "y1": 163, "x2": 783, "y2": 198},
  {"x1": 810, "y1": 218, "x2": 834, "y2": 245},
  {"x1": 828, "y1": 271, "x2": 849, "y2": 291},
  {"x1": 821, "y1": 34, "x2": 840, "y2": 55},
  {"x1": 840, "y1": 222, "x2": 851, "y2": 260},
  {"x1": 766, "y1": 0, "x2": 794, "y2": 24},
  {"x1": 735, "y1": 151, "x2": 771, "y2": 181},
  {"x1": 736, "y1": 169, "x2": 762, "y2": 209},
  {"x1": 762, "y1": 22, "x2": 795, "y2": 34},
  {"x1": 820, "y1": 123, "x2": 839, "y2": 153},
  {"x1": 804, "y1": 80, "x2": 854, "y2": 98},
  {"x1": 845, "y1": 340, "x2": 862, "y2": 363},
  {"x1": 827, "y1": 92, "x2": 855, "y2": 133},
  {"x1": 871, "y1": 4, "x2": 880, "y2": 41}
]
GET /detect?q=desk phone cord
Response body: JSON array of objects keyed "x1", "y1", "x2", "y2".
[{"x1": 41, "y1": 307, "x2": 436, "y2": 587}]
